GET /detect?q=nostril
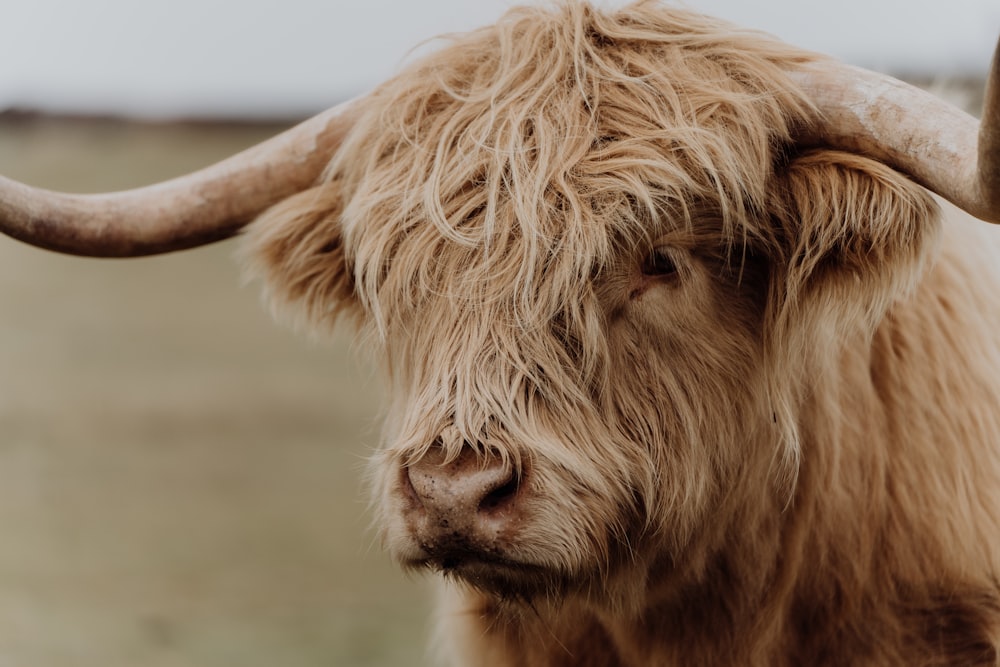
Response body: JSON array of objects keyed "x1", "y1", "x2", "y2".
[
  {"x1": 400, "y1": 464, "x2": 422, "y2": 507},
  {"x1": 478, "y1": 472, "x2": 520, "y2": 514}
]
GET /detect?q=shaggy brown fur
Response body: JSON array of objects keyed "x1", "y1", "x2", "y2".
[{"x1": 243, "y1": 1, "x2": 1000, "y2": 664}]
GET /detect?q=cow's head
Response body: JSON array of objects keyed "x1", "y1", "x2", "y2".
[{"x1": 1, "y1": 2, "x2": 998, "y2": 614}]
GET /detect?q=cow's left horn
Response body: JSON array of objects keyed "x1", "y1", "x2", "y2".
[
  {"x1": 792, "y1": 36, "x2": 1000, "y2": 223},
  {"x1": 0, "y1": 98, "x2": 363, "y2": 257}
]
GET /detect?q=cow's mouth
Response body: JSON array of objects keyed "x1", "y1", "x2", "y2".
[{"x1": 405, "y1": 553, "x2": 569, "y2": 599}]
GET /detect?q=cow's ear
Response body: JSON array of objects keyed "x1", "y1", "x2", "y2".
[
  {"x1": 765, "y1": 150, "x2": 940, "y2": 355},
  {"x1": 241, "y1": 183, "x2": 360, "y2": 335},
  {"x1": 768, "y1": 151, "x2": 940, "y2": 333}
]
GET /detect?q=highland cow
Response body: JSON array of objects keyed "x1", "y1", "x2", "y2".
[{"x1": 2, "y1": 2, "x2": 1000, "y2": 665}]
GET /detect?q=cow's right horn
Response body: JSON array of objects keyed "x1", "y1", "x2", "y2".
[
  {"x1": 0, "y1": 98, "x2": 363, "y2": 257},
  {"x1": 792, "y1": 36, "x2": 1000, "y2": 224}
]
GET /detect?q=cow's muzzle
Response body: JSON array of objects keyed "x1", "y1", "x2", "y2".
[{"x1": 399, "y1": 443, "x2": 525, "y2": 575}]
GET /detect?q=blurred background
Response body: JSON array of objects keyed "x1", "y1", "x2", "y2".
[{"x1": 0, "y1": 1, "x2": 996, "y2": 666}]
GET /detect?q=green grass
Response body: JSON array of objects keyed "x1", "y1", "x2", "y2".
[{"x1": 0, "y1": 115, "x2": 432, "y2": 667}]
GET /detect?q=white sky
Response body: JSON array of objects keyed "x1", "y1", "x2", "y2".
[{"x1": 1, "y1": 0, "x2": 998, "y2": 118}]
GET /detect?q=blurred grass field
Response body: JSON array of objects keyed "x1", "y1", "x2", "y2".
[{"x1": 0, "y1": 114, "x2": 432, "y2": 667}]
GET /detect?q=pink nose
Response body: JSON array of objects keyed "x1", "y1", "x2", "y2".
[{"x1": 403, "y1": 445, "x2": 521, "y2": 557}]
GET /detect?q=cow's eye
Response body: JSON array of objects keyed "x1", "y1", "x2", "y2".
[{"x1": 641, "y1": 247, "x2": 677, "y2": 278}]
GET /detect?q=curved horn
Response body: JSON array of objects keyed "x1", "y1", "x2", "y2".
[
  {"x1": 0, "y1": 98, "x2": 363, "y2": 257},
  {"x1": 792, "y1": 37, "x2": 1000, "y2": 223}
]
